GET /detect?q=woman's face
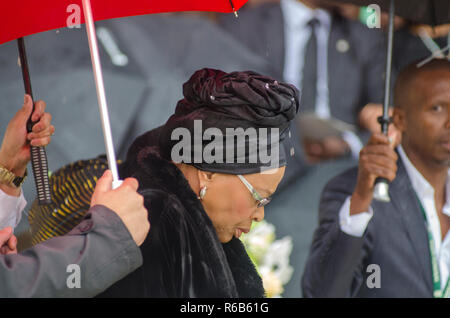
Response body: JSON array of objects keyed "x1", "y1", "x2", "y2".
[{"x1": 200, "y1": 167, "x2": 285, "y2": 243}]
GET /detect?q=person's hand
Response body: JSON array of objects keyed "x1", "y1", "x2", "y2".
[
  {"x1": 350, "y1": 131, "x2": 400, "y2": 215},
  {"x1": 303, "y1": 135, "x2": 350, "y2": 164},
  {"x1": 0, "y1": 94, "x2": 55, "y2": 187},
  {"x1": 358, "y1": 103, "x2": 401, "y2": 143},
  {"x1": 0, "y1": 227, "x2": 18, "y2": 255},
  {"x1": 359, "y1": 103, "x2": 386, "y2": 133},
  {"x1": 90, "y1": 170, "x2": 150, "y2": 246}
]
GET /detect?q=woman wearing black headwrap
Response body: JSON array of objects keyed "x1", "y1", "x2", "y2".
[{"x1": 98, "y1": 68, "x2": 299, "y2": 298}]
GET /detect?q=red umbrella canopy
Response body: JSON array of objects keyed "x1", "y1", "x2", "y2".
[{"x1": 0, "y1": 0, "x2": 248, "y2": 44}]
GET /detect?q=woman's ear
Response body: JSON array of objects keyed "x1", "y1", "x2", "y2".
[
  {"x1": 393, "y1": 107, "x2": 406, "y2": 133},
  {"x1": 197, "y1": 169, "x2": 215, "y2": 187}
]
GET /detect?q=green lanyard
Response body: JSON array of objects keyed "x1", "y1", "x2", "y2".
[{"x1": 415, "y1": 194, "x2": 450, "y2": 298}]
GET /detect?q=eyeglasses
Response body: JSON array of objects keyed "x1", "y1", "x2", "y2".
[{"x1": 237, "y1": 175, "x2": 272, "y2": 208}]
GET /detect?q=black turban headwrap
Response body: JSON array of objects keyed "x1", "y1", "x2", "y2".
[{"x1": 157, "y1": 68, "x2": 299, "y2": 174}]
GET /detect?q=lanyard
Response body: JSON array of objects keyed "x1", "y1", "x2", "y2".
[{"x1": 415, "y1": 194, "x2": 450, "y2": 298}]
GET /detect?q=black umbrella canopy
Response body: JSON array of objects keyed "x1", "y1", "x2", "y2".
[{"x1": 332, "y1": 0, "x2": 450, "y2": 25}]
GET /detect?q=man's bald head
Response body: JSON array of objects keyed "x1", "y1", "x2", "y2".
[
  {"x1": 392, "y1": 58, "x2": 450, "y2": 169},
  {"x1": 394, "y1": 59, "x2": 450, "y2": 110}
]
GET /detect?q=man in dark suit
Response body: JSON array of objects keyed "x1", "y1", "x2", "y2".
[{"x1": 302, "y1": 59, "x2": 450, "y2": 297}]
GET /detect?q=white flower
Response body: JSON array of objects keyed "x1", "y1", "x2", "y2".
[
  {"x1": 260, "y1": 270, "x2": 283, "y2": 298},
  {"x1": 261, "y1": 236, "x2": 294, "y2": 285},
  {"x1": 241, "y1": 220, "x2": 275, "y2": 263},
  {"x1": 240, "y1": 220, "x2": 294, "y2": 297}
]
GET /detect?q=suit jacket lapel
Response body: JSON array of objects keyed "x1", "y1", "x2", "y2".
[{"x1": 388, "y1": 157, "x2": 433, "y2": 292}]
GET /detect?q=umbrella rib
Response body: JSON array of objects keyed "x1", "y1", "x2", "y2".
[{"x1": 417, "y1": 44, "x2": 450, "y2": 68}]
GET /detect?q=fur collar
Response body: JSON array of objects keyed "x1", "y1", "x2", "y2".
[{"x1": 120, "y1": 130, "x2": 264, "y2": 297}]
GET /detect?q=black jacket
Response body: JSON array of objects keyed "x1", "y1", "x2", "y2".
[{"x1": 98, "y1": 129, "x2": 265, "y2": 298}]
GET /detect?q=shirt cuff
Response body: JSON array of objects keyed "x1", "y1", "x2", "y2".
[
  {"x1": 341, "y1": 130, "x2": 363, "y2": 159},
  {"x1": 339, "y1": 196, "x2": 374, "y2": 237},
  {"x1": 0, "y1": 189, "x2": 27, "y2": 229}
]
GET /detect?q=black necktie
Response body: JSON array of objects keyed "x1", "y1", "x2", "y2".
[{"x1": 301, "y1": 18, "x2": 319, "y2": 113}]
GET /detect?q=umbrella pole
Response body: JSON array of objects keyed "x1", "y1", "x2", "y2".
[
  {"x1": 82, "y1": 0, "x2": 122, "y2": 189},
  {"x1": 17, "y1": 38, "x2": 52, "y2": 205},
  {"x1": 373, "y1": 0, "x2": 395, "y2": 202}
]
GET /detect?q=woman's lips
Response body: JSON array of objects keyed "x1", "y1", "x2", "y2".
[
  {"x1": 441, "y1": 140, "x2": 450, "y2": 151},
  {"x1": 235, "y1": 228, "x2": 250, "y2": 238}
]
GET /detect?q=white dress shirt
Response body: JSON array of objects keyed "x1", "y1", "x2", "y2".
[
  {"x1": 280, "y1": 0, "x2": 363, "y2": 157},
  {"x1": 0, "y1": 189, "x2": 27, "y2": 229},
  {"x1": 339, "y1": 145, "x2": 450, "y2": 290}
]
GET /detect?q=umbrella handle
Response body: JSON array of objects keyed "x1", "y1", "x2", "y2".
[{"x1": 17, "y1": 38, "x2": 52, "y2": 205}]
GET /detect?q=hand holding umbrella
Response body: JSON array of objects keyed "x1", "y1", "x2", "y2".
[
  {"x1": 0, "y1": 95, "x2": 54, "y2": 197},
  {"x1": 17, "y1": 39, "x2": 52, "y2": 204}
]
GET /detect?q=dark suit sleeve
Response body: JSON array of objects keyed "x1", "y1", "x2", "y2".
[
  {"x1": 0, "y1": 205, "x2": 143, "y2": 297},
  {"x1": 301, "y1": 168, "x2": 373, "y2": 297}
]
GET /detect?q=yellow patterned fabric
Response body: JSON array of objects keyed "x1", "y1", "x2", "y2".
[{"x1": 28, "y1": 157, "x2": 109, "y2": 245}]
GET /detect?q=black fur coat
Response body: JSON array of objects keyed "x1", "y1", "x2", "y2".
[{"x1": 98, "y1": 129, "x2": 265, "y2": 298}]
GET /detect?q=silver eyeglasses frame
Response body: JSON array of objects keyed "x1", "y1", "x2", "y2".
[{"x1": 237, "y1": 174, "x2": 272, "y2": 208}]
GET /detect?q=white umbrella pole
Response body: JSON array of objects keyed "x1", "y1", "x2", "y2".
[{"x1": 82, "y1": 0, "x2": 122, "y2": 189}]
